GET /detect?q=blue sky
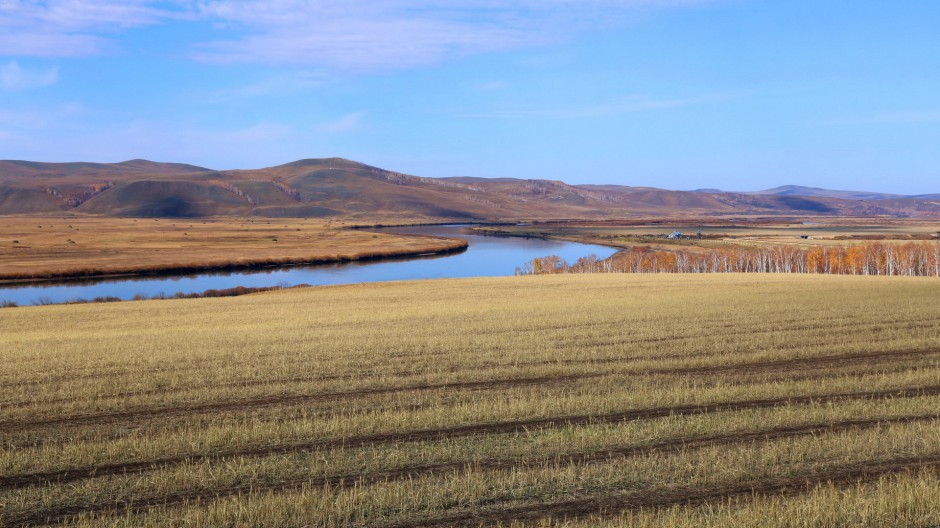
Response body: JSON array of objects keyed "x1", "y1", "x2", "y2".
[{"x1": 0, "y1": 1, "x2": 938, "y2": 194}]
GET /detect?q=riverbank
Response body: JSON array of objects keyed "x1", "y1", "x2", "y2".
[
  {"x1": 470, "y1": 218, "x2": 940, "y2": 254},
  {"x1": 468, "y1": 224, "x2": 637, "y2": 250},
  {"x1": 0, "y1": 223, "x2": 617, "y2": 306},
  {"x1": 0, "y1": 216, "x2": 467, "y2": 284}
]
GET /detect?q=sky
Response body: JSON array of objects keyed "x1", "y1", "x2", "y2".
[{"x1": 0, "y1": 0, "x2": 938, "y2": 194}]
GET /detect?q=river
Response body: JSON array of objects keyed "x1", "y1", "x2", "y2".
[{"x1": 0, "y1": 224, "x2": 618, "y2": 306}]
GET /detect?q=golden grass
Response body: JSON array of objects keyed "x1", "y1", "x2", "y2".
[
  {"x1": 0, "y1": 215, "x2": 465, "y2": 282},
  {"x1": 479, "y1": 219, "x2": 940, "y2": 249},
  {"x1": 1, "y1": 274, "x2": 939, "y2": 526},
  {"x1": 552, "y1": 471, "x2": 940, "y2": 528}
]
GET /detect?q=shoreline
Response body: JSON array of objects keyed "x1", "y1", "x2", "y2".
[{"x1": 467, "y1": 225, "x2": 631, "y2": 250}]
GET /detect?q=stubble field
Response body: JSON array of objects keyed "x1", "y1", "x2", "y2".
[{"x1": 1, "y1": 274, "x2": 940, "y2": 526}]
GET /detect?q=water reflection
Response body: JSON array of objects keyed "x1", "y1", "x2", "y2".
[{"x1": 0, "y1": 224, "x2": 617, "y2": 306}]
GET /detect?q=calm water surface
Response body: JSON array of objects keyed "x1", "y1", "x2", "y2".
[{"x1": 0, "y1": 225, "x2": 618, "y2": 306}]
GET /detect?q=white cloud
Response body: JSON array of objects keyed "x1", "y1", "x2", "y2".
[
  {"x1": 318, "y1": 111, "x2": 365, "y2": 132},
  {"x1": 0, "y1": 1, "x2": 717, "y2": 70},
  {"x1": 0, "y1": 0, "x2": 184, "y2": 57},
  {"x1": 189, "y1": 1, "x2": 718, "y2": 70},
  {"x1": 0, "y1": 32, "x2": 105, "y2": 57},
  {"x1": 0, "y1": 0, "x2": 172, "y2": 29},
  {"x1": 191, "y1": 12, "x2": 537, "y2": 71},
  {"x1": 0, "y1": 61, "x2": 59, "y2": 89}
]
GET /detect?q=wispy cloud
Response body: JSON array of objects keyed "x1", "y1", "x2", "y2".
[
  {"x1": 190, "y1": 1, "x2": 716, "y2": 70},
  {"x1": 0, "y1": 101, "x2": 88, "y2": 153},
  {"x1": 461, "y1": 92, "x2": 739, "y2": 119},
  {"x1": 0, "y1": 0, "x2": 181, "y2": 57},
  {"x1": 0, "y1": 31, "x2": 104, "y2": 57},
  {"x1": 1, "y1": 0, "x2": 172, "y2": 29},
  {"x1": 203, "y1": 71, "x2": 332, "y2": 102},
  {"x1": 0, "y1": 116, "x2": 305, "y2": 168},
  {"x1": 0, "y1": 102, "x2": 84, "y2": 129},
  {"x1": 0, "y1": 61, "x2": 58, "y2": 89},
  {"x1": 190, "y1": 8, "x2": 538, "y2": 71},
  {"x1": 474, "y1": 81, "x2": 511, "y2": 91},
  {"x1": 227, "y1": 122, "x2": 293, "y2": 141},
  {"x1": 1, "y1": 0, "x2": 720, "y2": 70},
  {"x1": 819, "y1": 110, "x2": 940, "y2": 127},
  {"x1": 318, "y1": 112, "x2": 365, "y2": 132},
  {"x1": 857, "y1": 110, "x2": 940, "y2": 125}
]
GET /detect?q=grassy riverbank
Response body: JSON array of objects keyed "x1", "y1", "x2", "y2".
[
  {"x1": 0, "y1": 216, "x2": 466, "y2": 283},
  {"x1": 2, "y1": 274, "x2": 939, "y2": 526}
]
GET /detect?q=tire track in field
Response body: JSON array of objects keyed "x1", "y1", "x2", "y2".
[
  {"x1": 0, "y1": 331, "x2": 891, "y2": 410},
  {"x1": 6, "y1": 312, "x2": 933, "y2": 391},
  {"x1": 566, "y1": 317, "x2": 940, "y2": 354},
  {"x1": 0, "y1": 342, "x2": 790, "y2": 409},
  {"x1": 0, "y1": 373, "x2": 590, "y2": 432},
  {"x1": 0, "y1": 308, "x2": 936, "y2": 402},
  {"x1": 2, "y1": 347, "x2": 938, "y2": 433},
  {"x1": 382, "y1": 455, "x2": 940, "y2": 527},
  {"x1": 5, "y1": 413, "x2": 939, "y2": 526},
  {"x1": 378, "y1": 315, "x2": 940, "y2": 374},
  {"x1": 5, "y1": 382, "x2": 940, "y2": 492},
  {"x1": 651, "y1": 347, "x2": 940, "y2": 376},
  {"x1": 5, "y1": 358, "x2": 932, "y2": 451}
]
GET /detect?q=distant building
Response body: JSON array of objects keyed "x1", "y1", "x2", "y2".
[{"x1": 668, "y1": 231, "x2": 682, "y2": 240}]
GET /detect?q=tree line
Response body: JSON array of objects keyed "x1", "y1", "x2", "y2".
[{"x1": 519, "y1": 242, "x2": 940, "y2": 277}]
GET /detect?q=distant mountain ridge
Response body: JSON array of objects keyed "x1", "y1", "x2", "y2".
[
  {"x1": 1, "y1": 157, "x2": 938, "y2": 219},
  {"x1": 692, "y1": 185, "x2": 939, "y2": 201},
  {"x1": 747, "y1": 185, "x2": 905, "y2": 201}
]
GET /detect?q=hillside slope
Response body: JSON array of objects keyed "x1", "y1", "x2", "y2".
[
  {"x1": 748, "y1": 185, "x2": 904, "y2": 201},
  {"x1": 1, "y1": 157, "x2": 938, "y2": 219}
]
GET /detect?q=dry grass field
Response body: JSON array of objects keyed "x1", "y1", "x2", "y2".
[
  {"x1": 478, "y1": 219, "x2": 940, "y2": 250},
  {"x1": 0, "y1": 216, "x2": 465, "y2": 282},
  {"x1": 2, "y1": 274, "x2": 940, "y2": 526}
]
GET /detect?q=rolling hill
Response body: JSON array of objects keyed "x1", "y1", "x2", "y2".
[
  {"x1": 748, "y1": 185, "x2": 905, "y2": 201},
  {"x1": 1, "y1": 157, "x2": 938, "y2": 219}
]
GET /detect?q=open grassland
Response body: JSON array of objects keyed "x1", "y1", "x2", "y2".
[
  {"x1": 1, "y1": 274, "x2": 940, "y2": 526},
  {"x1": 0, "y1": 216, "x2": 465, "y2": 282},
  {"x1": 479, "y1": 218, "x2": 940, "y2": 249}
]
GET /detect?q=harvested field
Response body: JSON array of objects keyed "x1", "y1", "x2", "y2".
[{"x1": 1, "y1": 274, "x2": 940, "y2": 526}]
